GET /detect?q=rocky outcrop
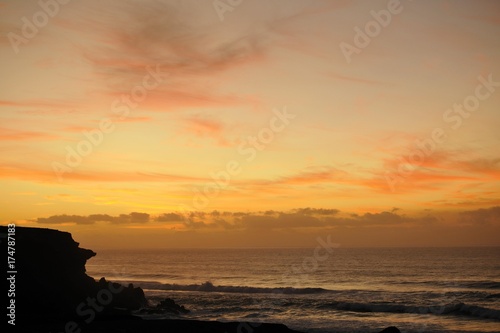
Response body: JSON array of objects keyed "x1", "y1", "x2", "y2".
[
  {"x1": 156, "y1": 297, "x2": 190, "y2": 314},
  {"x1": 0, "y1": 226, "x2": 146, "y2": 322},
  {"x1": 378, "y1": 326, "x2": 401, "y2": 333},
  {"x1": 139, "y1": 297, "x2": 190, "y2": 315}
]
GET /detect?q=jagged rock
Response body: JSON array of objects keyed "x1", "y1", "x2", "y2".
[
  {"x1": 157, "y1": 297, "x2": 190, "y2": 314},
  {"x1": 378, "y1": 327, "x2": 401, "y2": 333},
  {"x1": 97, "y1": 277, "x2": 147, "y2": 310}
]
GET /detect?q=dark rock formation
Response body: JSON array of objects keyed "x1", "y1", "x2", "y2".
[
  {"x1": 378, "y1": 326, "x2": 401, "y2": 333},
  {"x1": 96, "y1": 277, "x2": 146, "y2": 311},
  {"x1": 138, "y1": 297, "x2": 190, "y2": 315},
  {"x1": 0, "y1": 226, "x2": 146, "y2": 323},
  {"x1": 157, "y1": 297, "x2": 190, "y2": 314}
]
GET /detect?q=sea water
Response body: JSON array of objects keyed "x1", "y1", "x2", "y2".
[{"x1": 86, "y1": 247, "x2": 500, "y2": 333}]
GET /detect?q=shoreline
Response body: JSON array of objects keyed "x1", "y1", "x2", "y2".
[
  {"x1": 16, "y1": 316, "x2": 401, "y2": 333},
  {"x1": 16, "y1": 316, "x2": 306, "y2": 333},
  {"x1": 1, "y1": 226, "x2": 400, "y2": 333}
]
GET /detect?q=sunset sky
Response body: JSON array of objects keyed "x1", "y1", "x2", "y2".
[{"x1": 1, "y1": 0, "x2": 499, "y2": 249}]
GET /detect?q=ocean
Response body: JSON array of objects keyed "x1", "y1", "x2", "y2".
[{"x1": 86, "y1": 247, "x2": 500, "y2": 333}]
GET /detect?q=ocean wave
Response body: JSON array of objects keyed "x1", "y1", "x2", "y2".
[
  {"x1": 432, "y1": 280, "x2": 500, "y2": 290},
  {"x1": 459, "y1": 281, "x2": 500, "y2": 290},
  {"x1": 318, "y1": 301, "x2": 500, "y2": 320},
  {"x1": 392, "y1": 280, "x2": 500, "y2": 290},
  {"x1": 138, "y1": 281, "x2": 328, "y2": 294}
]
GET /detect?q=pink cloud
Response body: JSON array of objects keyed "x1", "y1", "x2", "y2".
[
  {"x1": 0, "y1": 128, "x2": 60, "y2": 141},
  {"x1": 182, "y1": 116, "x2": 231, "y2": 147}
]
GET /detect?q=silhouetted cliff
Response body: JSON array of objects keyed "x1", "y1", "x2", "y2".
[{"x1": 0, "y1": 226, "x2": 146, "y2": 324}]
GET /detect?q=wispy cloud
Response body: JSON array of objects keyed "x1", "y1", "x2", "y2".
[
  {"x1": 182, "y1": 115, "x2": 231, "y2": 146},
  {"x1": 55, "y1": 1, "x2": 269, "y2": 112},
  {"x1": 0, "y1": 99, "x2": 76, "y2": 110},
  {"x1": 0, "y1": 128, "x2": 60, "y2": 141},
  {"x1": 0, "y1": 164, "x2": 211, "y2": 183}
]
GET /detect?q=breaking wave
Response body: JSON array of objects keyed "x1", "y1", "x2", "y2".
[
  {"x1": 318, "y1": 301, "x2": 500, "y2": 320},
  {"x1": 133, "y1": 280, "x2": 327, "y2": 294}
]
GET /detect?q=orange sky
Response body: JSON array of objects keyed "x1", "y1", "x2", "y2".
[{"x1": 1, "y1": 0, "x2": 499, "y2": 249}]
